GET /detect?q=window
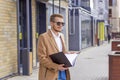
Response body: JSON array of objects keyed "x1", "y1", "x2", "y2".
[
  {"x1": 109, "y1": 9, "x2": 112, "y2": 17},
  {"x1": 109, "y1": 0, "x2": 112, "y2": 6},
  {"x1": 76, "y1": 0, "x2": 81, "y2": 6},
  {"x1": 81, "y1": 0, "x2": 90, "y2": 11},
  {"x1": 109, "y1": 0, "x2": 117, "y2": 6}
]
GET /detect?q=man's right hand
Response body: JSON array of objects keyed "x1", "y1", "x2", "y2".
[{"x1": 58, "y1": 64, "x2": 68, "y2": 71}]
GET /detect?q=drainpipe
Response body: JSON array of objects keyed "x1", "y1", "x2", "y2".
[
  {"x1": 73, "y1": 9, "x2": 75, "y2": 35},
  {"x1": 16, "y1": 0, "x2": 20, "y2": 75},
  {"x1": 52, "y1": 0, "x2": 54, "y2": 14},
  {"x1": 59, "y1": 0, "x2": 61, "y2": 13}
]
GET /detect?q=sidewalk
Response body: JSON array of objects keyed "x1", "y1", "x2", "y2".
[
  {"x1": 70, "y1": 41, "x2": 110, "y2": 80},
  {"x1": 7, "y1": 41, "x2": 111, "y2": 80}
]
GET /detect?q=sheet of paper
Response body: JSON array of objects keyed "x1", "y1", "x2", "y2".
[{"x1": 65, "y1": 53, "x2": 78, "y2": 66}]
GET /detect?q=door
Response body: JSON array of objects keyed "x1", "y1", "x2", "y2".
[{"x1": 36, "y1": 1, "x2": 46, "y2": 61}]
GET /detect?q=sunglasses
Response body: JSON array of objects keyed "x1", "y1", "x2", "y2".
[{"x1": 54, "y1": 22, "x2": 65, "y2": 26}]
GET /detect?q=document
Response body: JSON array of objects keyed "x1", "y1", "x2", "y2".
[
  {"x1": 49, "y1": 52, "x2": 79, "y2": 67},
  {"x1": 65, "y1": 53, "x2": 79, "y2": 67}
]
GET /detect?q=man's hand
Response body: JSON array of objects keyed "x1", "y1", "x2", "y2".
[{"x1": 58, "y1": 64, "x2": 68, "y2": 71}]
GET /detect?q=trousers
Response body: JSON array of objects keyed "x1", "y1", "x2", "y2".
[{"x1": 58, "y1": 71, "x2": 66, "y2": 80}]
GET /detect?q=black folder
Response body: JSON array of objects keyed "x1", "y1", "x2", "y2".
[{"x1": 49, "y1": 52, "x2": 72, "y2": 67}]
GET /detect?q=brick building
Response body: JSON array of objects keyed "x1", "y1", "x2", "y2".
[
  {"x1": 0, "y1": 0, "x2": 17, "y2": 78},
  {"x1": 0, "y1": 0, "x2": 69, "y2": 79}
]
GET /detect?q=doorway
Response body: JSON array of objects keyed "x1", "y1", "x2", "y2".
[{"x1": 36, "y1": 1, "x2": 46, "y2": 61}]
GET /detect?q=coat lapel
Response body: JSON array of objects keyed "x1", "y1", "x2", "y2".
[{"x1": 47, "y1": 30, "x2": 59, "y2": 52}]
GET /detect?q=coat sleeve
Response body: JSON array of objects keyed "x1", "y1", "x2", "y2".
[{"x1": 37, "y1": 35, "x2": 59, "y2": 72}]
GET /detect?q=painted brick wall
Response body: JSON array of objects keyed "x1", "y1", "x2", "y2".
[{"x1": 0, "y1": 0, "x2": 17, "y2": 78}]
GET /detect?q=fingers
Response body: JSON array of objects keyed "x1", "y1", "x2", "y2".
[
  {"x1": 60, "y1": 67, "x2": 68, "y2": 71},
  {"x1": 58, "y1": 64, "x2": 69, "y2": 71},
  {"x1": 60, "y1": 64, "x2": 65, "y2": 66}
]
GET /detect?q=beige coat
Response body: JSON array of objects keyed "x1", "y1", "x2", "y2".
[{"x1": 37, "y1": 30, "x2": 70, "y2": 80}]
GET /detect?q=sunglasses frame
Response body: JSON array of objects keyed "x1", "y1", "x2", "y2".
[{"x1": 53, "y1": 22, "x2": 65, "y2": 26}]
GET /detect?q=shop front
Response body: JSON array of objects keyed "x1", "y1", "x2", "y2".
[{"x1": 81, "y1": 12, "x2": 93, "y2": 49}]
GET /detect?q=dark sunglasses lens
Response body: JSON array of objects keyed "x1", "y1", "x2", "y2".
[
  {"x1": 62, "y1": 23, "x2": 65, "y2": 26},
  {"x1": 57, "y1": 22, "x2": 65, "y2": 26},
  {"x1": 57, "y1": 22, "x2": 61, "y2": 26}
]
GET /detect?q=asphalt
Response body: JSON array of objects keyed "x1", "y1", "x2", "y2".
[{"x1": 7, "y1": 41, "x2": 111, "y2": 80}]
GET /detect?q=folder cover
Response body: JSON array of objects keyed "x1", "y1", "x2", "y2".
[{"x1": 49, "y1": 52, "x2": 78, "y2": 67}]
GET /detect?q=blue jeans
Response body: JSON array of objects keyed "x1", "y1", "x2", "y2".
[{"x1": 58, "y1": 71, "x2": 66, "y2": 80}]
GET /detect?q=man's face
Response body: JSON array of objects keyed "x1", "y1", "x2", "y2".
[{"x1": 51, "y1": 17, "x2": 65, "y2": 32}]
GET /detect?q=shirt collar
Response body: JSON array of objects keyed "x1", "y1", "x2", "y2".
[{"x1": 50, "y1": 29, "x2": 61, "y2": 38}]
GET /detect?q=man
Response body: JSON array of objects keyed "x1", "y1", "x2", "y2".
[
  {"x1": 37, "y1": 14, "x2": 70, "y2": 80},
  {"x1": 107, "y1": 33, "x2": 111, "y2": 43}
]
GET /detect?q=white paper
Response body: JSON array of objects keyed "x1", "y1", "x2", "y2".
[{"x1": 65, "y1": 53, "x2": 79, "y2": 66}]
